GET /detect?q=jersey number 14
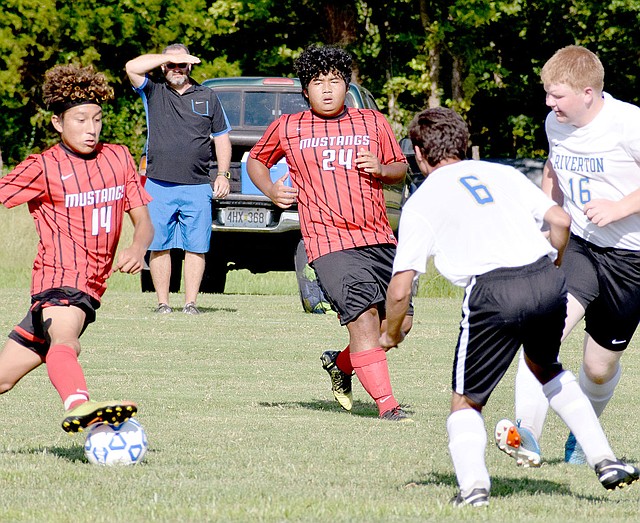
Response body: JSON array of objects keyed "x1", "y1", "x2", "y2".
[{"x1": 92, "y1": 206, "x2": 112, "y2": 235}]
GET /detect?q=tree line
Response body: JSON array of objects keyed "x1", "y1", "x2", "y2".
[{"x1": 2, "y1": 0, "x2": 639, "y2": 169}]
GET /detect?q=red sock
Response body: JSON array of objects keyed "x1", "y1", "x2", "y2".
[
  {"x1": 336, "y1": 345, "x2": 353, "y2": 374},
  {"x1": 46, "y1": 344, "x2": 89, "y2": 411},
  {"x1": 350, "y1": 347, "x2": 399, "y2": 415}
]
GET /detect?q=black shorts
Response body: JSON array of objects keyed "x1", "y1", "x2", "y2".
[
  {"x1": 453, "y1": 257, "x2": 566, "y2": 406},
  {"x1": 311, "y1": 244, "x2": 414, "y2": 326},
  {"x1": 564, "y1": 234, "x2": 640, "y2": 351},
  {"x1": 8, "y1": 287, "x2": 100, "y2": 357}
]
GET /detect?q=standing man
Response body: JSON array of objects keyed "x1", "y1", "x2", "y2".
[
  {"x1": 126, "y1": 43, "x2": 232, "y2": 315},
  {"x1": 0, "y1": 64, "x2": 154, "y2": 432},
  {"x1": 507, "y1": 45, "x2": 640, "y2": 466},
  {"x1": 247, "y1": 45, "x2": 413, "y2": 421},
  {"x1": 382, "y1": 106, "x2": 639, "y2": 507}
]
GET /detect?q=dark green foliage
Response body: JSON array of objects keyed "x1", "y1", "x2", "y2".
[{"x1": 2, "y1": 0, "x2": 640, "y2": 168}]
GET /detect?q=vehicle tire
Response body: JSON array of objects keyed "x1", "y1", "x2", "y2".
[
  {"x1": 294, "y1": 239, "x2": 331, "y2": 314},
  {"x1": 199, "y1": 249, "x2": 228, "y2": 294},
  {"x1": 140, "y1": 250, "x2": 183, "y2": 293}
]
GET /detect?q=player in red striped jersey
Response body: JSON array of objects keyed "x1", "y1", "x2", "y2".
[
  {"x1": 248, "y1": 45, "x2": 414, "y2": 421},
  {"x1": 0, "y1": 64, "x2": 154, "y2": 433}
]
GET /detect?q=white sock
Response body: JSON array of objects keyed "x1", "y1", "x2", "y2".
[
  {"x1": 447, "y1": 409, "x2": 490, "y2": 495},
  {"x1": 579, "y1": 364, "x2": 621, "y2": 418},
  {"x1": 543, "y1": 371, "x2": 615, "y2": 467},
  {"x1": 515, "y1": 350, "x2": 549, "y2": 441}
]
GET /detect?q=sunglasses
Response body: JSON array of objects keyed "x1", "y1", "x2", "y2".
[{"x1": 166, "y1": 62, "x2": 188, "y2": 70}]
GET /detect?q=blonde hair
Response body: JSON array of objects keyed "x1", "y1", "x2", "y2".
[{"x1": 541, "y1": 45, "x2": 604, "y2": 92}]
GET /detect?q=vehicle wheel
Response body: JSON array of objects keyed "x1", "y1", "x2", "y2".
[
  {"x1": 140, "y1": 250, "x2": 183, "y2": 293},
  {"x1": 294, "y1": 239, "x2": 331, "y2": 313},
  {"x1": 200, "y1": 249, "x2": 228, "y2": 294}
]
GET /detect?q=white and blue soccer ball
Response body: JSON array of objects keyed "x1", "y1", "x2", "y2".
[{"x1": 84, "y1": 418, "x2": 148, "y2": 466}]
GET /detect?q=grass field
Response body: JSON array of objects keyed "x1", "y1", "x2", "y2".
[
  {"x1": 1, "y1": 208, "x2": 639, "y2": 522},
  {"x1": 0, "y1": 286, "x2": 639, "y2": 522}
]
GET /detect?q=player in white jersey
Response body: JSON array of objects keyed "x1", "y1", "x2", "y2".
[
  {"x1": 380, "y1": 107, "x2": 639, "y2": 508},
  {"x1": 509, "y1": 45, "x2": 640, "y2": 467}
]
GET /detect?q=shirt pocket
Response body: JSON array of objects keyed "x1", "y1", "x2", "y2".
[{"x1": 191, "y1": 99, "x2": 210, "y2": 116}]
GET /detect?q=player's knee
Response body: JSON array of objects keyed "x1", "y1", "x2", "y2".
[
  {"x1": 48, "y1": 340, "x2": 82, "y2": 356},
  {"x1": 0, "y1": 378, "x2": 17, "y2": 394},
  {"x1": 582, "y1": 362, "x2": 615, "y2": 384}
]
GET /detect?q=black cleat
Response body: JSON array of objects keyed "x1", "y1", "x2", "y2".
[
  {"x1": 380, "y1": 406, "x2": 413, "y2": 423},
  {"x1": 320, "y1": 350, "x2": 353, "y2": 411},
  {"x1": 595, "y1": 459, "x2": 640, "y2": 490},
  {"x1": 62, "y1": 401, "x2": 138, "y2": 433}
]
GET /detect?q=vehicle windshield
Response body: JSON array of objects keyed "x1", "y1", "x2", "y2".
[{"x1": 216, "y1": 90, "x2": 359, "y2": 128}]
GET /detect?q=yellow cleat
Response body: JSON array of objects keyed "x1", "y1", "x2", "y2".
[{"x1": 61, "y1": 400, "x2": 138, "y2": 433}]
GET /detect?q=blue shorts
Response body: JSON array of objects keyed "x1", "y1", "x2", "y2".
[{"x1": 145, "y1": 178, "x2": 213, "y2": 253}]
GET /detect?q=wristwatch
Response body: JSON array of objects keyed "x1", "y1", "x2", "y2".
[{"x1": 217, "y1": 171, "x2": 231, "y2": 179}]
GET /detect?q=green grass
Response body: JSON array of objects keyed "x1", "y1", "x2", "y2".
[
  {"x1": 0, "y1": 288, "x2": 639, "y2": 522},
  {"x1": 1, "y1": 202, "x2": 638, "y2": 522}
]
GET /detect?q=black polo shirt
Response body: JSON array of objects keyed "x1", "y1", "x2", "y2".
[{"x1": 135, "y1": 77, "x2": 230, "y2": 185}]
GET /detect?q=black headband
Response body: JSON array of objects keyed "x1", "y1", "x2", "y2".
[{"x1": 50, "y1": 99, "x2": 101, "y2": 115}]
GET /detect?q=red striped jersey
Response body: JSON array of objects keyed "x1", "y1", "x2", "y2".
[
  {"x1": 0, "y1": 143, "x2": 151, "y2": 301},
  {"x1": 250, "y1": 107, "x2": 406, "y2": 262}
]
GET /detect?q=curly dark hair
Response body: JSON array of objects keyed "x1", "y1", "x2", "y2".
[
  {"x1": 43, "y1": 64, "x2": 114, "y2": 115},
  {"x1": 294, "y1": 45, "x2": 352, "y2": 98},
  {"x1": 408, "y1": 107, "x2": 469, "y2": 167}
]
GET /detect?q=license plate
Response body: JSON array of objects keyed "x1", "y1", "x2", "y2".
[{"x1": 222, "y1": 207, "x2": 271, "y2": 228}]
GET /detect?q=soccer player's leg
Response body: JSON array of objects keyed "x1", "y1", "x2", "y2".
[
  {"x1": 0, "y1": 338, "x2": 45, "y2": 395},
  {"x1": 348, "y1": 308, "x2": 411, "y2": 421},
  {"x1": 448, "y1": 396, "x2": 490, "y2": 508},
  {"x1": 39, "y1": 293, "x2": 139, "y2": 433}
]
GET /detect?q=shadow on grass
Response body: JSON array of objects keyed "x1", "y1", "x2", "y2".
[
  {"x1": 146, "y1": 306, "x2": 238, "y2": 314},
  {"x1": 258, "y1": 399, "x2": 415, "y2": 420},
  {"x1": 9, "y1": 444, "x2": 157, "y2": 464},
  {"x1": 408, "y1": 471, "x2": 606, "y2": 501},
  {"x1": 10, "y1": 445, "x2": 87, "y2": 463}
]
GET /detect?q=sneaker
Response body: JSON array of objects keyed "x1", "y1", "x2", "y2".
[
  {"x1": 182, "y1": 302, "x2": 200, "y2": 315},
  {"x1": 155, "y1": 303, "x2": 172, "y2": 314},
  {"x1": 320, "y1": 350, "x2": 353, "y2": 411},
  {"x1": 595, "y1": 459, "x2": 640, "y2": 490},
  {"x1": 494, "y1": 418, "x2": 541, "y2": 467},
  {"x1": 564, "y1": 432, "x2": 587, "y2": 465},
  {"x1": 380, "y1": 406, "x2": 414, "y2": 423},
  {"x1": 62, "y1": 400, "x2": 138, "y2": 433},
  {"x1": 451, "y1": 488, "x2": 490, "y2": 508}
]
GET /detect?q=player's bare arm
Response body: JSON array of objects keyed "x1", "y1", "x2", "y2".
[
  {"x1": 247, "y1": 157, "x2": 298, "y2": 209},
  {"x1": 125, "y1": 53, "x2": 201, "y2": 87},
  {"x1": 212, "y1": 133, "x2": 232, "y2": 199},
  {"x1": 583, "y1": 187, "x2": 640, "y2": 227},
  {"x1": 544, "y1": 204, "x2": 571, "y2": 266},
  {"x1": 115, "y1": 205, "x2": 154, "y2": 274},
  {"x1": 541, "y1": 160, "x2": 564, "y2": 205},
  {"x1": 380, "y1": 270, "x2": 414, "y2": 349},
  {"x1": 355, "y1": 149, "x2": 407, "y2": 183}
]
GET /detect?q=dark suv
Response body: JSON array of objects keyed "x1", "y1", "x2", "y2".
[{"x1": 142, "y1": 77, "x2": 410, "y2": 300}]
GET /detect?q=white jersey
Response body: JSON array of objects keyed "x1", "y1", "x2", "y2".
[
  {"x1": 393, "y1": 160, "x2": 557, "y2": 287},
  {"x1": 546, "y1": 93, "x2": 640, "y2": 249}
]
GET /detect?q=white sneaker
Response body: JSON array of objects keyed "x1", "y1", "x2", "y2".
[{"x1": 495, "y1": 418, "x2": 541, "y2": 467}]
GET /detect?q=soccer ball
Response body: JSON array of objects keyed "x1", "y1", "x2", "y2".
[{"x1": 84, "y1": 418, "x2": 148, "y2": 466}]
